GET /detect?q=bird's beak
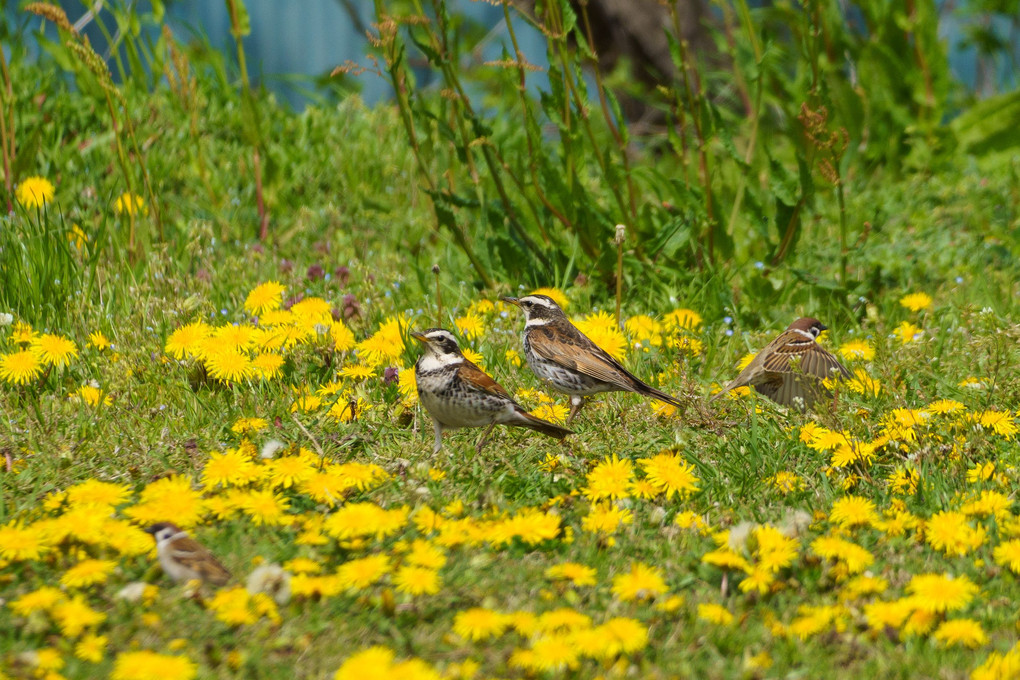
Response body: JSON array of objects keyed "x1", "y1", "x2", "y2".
[
  {"x1": 818, "y1": 323, "x2": 828, "y2": 331},
  {"x1": 501, "y1": 297, "x2": 520, "y2": 306},
  {"x1": 410, "y1": 332, "x2": 428, "y2": 344},
  {"x1": 143, "y1": 525, "x2": 158, "y2": 535}
]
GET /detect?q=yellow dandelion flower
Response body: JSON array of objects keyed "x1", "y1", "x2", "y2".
[
  {"x1": 933, "y1": 618, "x2": 987, "y2": 648},
  {"x1": 583, "y1": 455, "x2": 634, "y2": 501},
  {"x1": 455, "y1": 312, "x2": 485, "y2": 340},
  {"x1": 839, "y1": 574, "x2": 888, "y2": 601},
  {"x1": 324, "y1": 502, "x2": 408, "y2": 540},
  {"x1": 0, "y1": 349, "x2": 43, "y2": 384},
  {"x1": 111, "y1": 651, "x2": 197, "y2": 680},
  {"x1": 611, "y1": 561, "x2": 667, "y2": 601},
  {"x1": 10, "y1": 586, "x2": 65, "y2": 615},
  {"x1": 113, "y1": 192, "x2": 147, "y2": 216},
  {"x1": 581, "y1": 503, "x2": 633, "y2": 534},
  {"x1": 846, "y1": 369, "x2": 882, "y2": 396},
  {"x1": 669, "y1": 333, "x2": 704, "y2": 356},
  {"x1": 0, "y1": 522, "x2": 51, "y2": 560},
  {"x1": 63, "y1": 479, "x2": 130, "y2": 509},
  {"x1": 638, "y1": 451, "x2": 700, "y2": 499},
  {"x1": 266, "y1": 454, "x2": 315, "y2": 489},
  {"x1": 838, "y1": 339, "x2": 875, "y2": 361},
  {"x1": 545, "y1": 562, "x2": 596, "y2": 587},
  {"x1": 624, "y1": 314, "x2": 661, "y2": 342},
  {"x1": 204, "y1": 347, "x2": 253, "y2": 383},
  {"x1": 928, "y1": 398, "x2": 964, "y2": 414},
  {"x1": 894, "y1": 320, "x2": 923, "y2": 344},
  {"x1": 336, "y1": 554, "x2": 391, "y2": 590},
  {"x1": 505, "y1": 348, "x2": 522, "y2": 366},
  {"x1": 339, "y1": 364, "x2": 374, "y2": 381},
  {"x1": 597, "y1": 617, "x2": 648, "y2": 654},
  {"x1": 235, "y1": 489, "x2": 290, "y2": 525},
  {"x1": 16, "y1": 176, "x2": 55, "y2": 208},
  {"x1": 810, "y1": 535, "x2": 874, "y2": 574},
  {"x1": 88, "y1": 330, "x2": 111, "y2": 350},
  {"x1": 829, "y1": 495, "x2": 879, "y2": 529},
  {"x1": 124, "y1": 475, "x2": 205, "y2": 528},
  {"x1": 767, "y1": 471, "x2": 804, "y2": 494},
  {"x1": 453, "y1": 607, "x2": 511, "y2": 641},
  {"x1": 397, "y1": 367, "x2": 418, "y2": 405},
  {"x1": 244, "y1": 281, "x2": 285, "y2": 314},
  {"x1": 164, "y1": 321, "x2": 212, "y2": 360},
  {"x1": 330, "y1": 322, "x2": 355, "y2": 352},
  {"x1": 534, "y1": 607, "x2": 592, "y2": 633},
  {"x1": 926, "y1": 510, "x2": 985, "y2": 556},
  {"x1": 972, "y1": 644, "x2": 1020, "y2": 680},
  {"x1": 663, "y1": 308, "x2": 702, "y2": 330},
  {"x1": 356, "y1": 315, "x2": 407, "y2": 367},
  {"x1": 574, "y1": 311, "x2": 627, "y2": 359},
  {"x1": 978, "y1": 410, "x2": 1018, "y2": 438},
  {"x1": 291, "y1": 394, "x2": 323, "y2": 413},
  {"x1": 993, "y1": 539, "x2": 1020, "y2": 574},
  {"x1": 61, "y1": 559, "x2": 117, "y2": 588},
  {"x1": 251, "y1": 352, "x2": 284, "y2": 379},
  {"x1": 231, "y1": 417, "x2": 268, "y2": 435},
  {"x1": 906, "y1": 573, "x2": 979, "y2": 613},
  {"x1": 529, "y1": 287, "x2": 569, "y2": 309},
  {"x1": 71, "y1": 384, "x2": 112, "y2": 407},
  {"x1": 899, "y1": 292, "x2": 932, "y2": 312},
  {"x1": 393, "y1": 565, "x2": 441, "y2": 596},
  {"x1": 206, "y1": 587, "x2": 259, "y2": 626},
  {"x1": 530, "y1": 402, "x2": 569, "y2": 424},
  {"x1": 52, "y1": 595, "x2": 106, "y2": 636},
  {"x1": 74, "y1": 633, "x2": 108, "y2": 663},
  {"x1": 697, "y1": 603, "x2": 734, "y2": 625},
  {"x1": 31, "y1": 334, "x2": 78, "y2": 367},
  {"x1": 201, "y1": 448, "x2": 260, "y2": 489}
]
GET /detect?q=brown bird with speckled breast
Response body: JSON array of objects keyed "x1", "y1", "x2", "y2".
[
  {"x1": 411, "y1": 328, "x2": 573, "y2": 454},
  {"x1": 712, "y1": 317, "x2": 851, "y2": 409},
  {"x1": 503, "y1": 295, "x2": 683, "y2": 423}
]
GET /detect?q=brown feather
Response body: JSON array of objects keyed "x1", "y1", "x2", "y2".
[
  {"x1": 456, "y1": 360, "x2": 511, "y2": 398},
  {"x1": 530, "y1": 320, "x2": 670, "y2": 398},
  {"x1": 713, "y1": 322, "x2": 850, "y2": 407},
  {"x1": 170, "y1": 537, "x2": 231, "y2": 585}
]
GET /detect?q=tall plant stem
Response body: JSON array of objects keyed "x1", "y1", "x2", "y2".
[
  {"x1": 226, "y1": 0, "x2": 268, "y2": 241},
  {"x1": 579, "y1": 1, "x2": 637, "y2": 227},
  {"x1": 0, "y1": 47, "x2": 13, "y2": 212}
]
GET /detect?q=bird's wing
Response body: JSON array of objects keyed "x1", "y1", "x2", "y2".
[
  {"x1": 759, "y1": 338, "x2": 850, "y2": 380},
  {"x1": 529, "y1": 324, "x2": 638, "y2": 389},
  {"x1": 170, "y1": 536, "x2": 231, "y2": 584},
  {"x1": 457, "y1": 360, "x2": 512, "y2": 400}
]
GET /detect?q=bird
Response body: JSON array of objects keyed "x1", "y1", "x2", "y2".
[
  {"x1": 144, "y1": 522, "x2": 231, "y2": 586},
  {"x1": 501, "y1": 295, "x2": 683, "y2": 423},
  {"x1": 410, "y1": 328, "x2": 573, "y2": 454},
  {"x1": 711, "y1": 317, "x2": 851, "y2": 409}
]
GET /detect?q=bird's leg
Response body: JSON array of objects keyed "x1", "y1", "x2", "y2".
[
  {"x1": 475, "y1": 423, "x2": 497, "y2": 454},
  {"x1": 567, "y1": 395, "x2": 585, "y2": 424},
  {"x1": 431, "y1": 420, "x2": 444, "y2": 455}
]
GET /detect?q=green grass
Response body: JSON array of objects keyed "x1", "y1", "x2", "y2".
[{"x1": 1, "y1": 55, "x2": 1019, "y2": 680}]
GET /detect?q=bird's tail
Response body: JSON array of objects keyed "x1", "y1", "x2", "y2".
[
  {"x1": 513, "y1": 409, "x2": 573, "y2": 440},
  {"x1": 640, "y1": 383, "x2": 684, "y2": 410}
]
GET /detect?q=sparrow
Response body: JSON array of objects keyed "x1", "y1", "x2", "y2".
[
  {"x1": 502, "y1": 295, "x2": 683, "y2": 423},
  {"x1": 411, "y1": 328, "x2": 573, "y2": 454},
  {"x1": 145, "y1": 522, "x2": 231, "y2": 586},
  {"x1": 711, "y1": 317, "x2": 851, "y2": 410}
]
